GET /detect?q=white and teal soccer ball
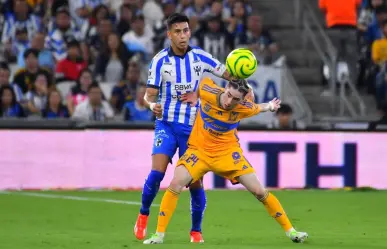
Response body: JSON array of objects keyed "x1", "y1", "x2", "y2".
[{"x1": 226, "y1": 48, "x2": 258, "y2": 79}]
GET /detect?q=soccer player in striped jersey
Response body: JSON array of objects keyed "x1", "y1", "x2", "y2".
[{"x1": 134, "y1": 13, "x2": 242, "y2": 243}]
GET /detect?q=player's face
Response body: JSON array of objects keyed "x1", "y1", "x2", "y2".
[
  {"x1": 221, "y1": 86, "x2": 244, "y2": 110},
  {"x1": 168, "y1": 22, "x2": 191, "y2": 51}
]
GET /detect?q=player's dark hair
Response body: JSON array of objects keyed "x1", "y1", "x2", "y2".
[
  {"x1": 166, "y1": 13, "x2": 190, "y2": 29},
  {"x1": 228, "y1": 78, "x2": 250, "y2": 97}
]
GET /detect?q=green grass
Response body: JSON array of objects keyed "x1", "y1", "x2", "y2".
[{"x1": 0, "y1": 190, "x2": 386, "y2": 249}]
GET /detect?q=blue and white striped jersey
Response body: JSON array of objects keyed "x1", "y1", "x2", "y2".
[
  {"x1": 44, "y1": 24, "x2": 82, "y2": 61},
  {"x1": 2, "y1": 13, "x2": 41, "y2": 43},
  {"x1": 147, "y1": 46, "x2": 226, "y2": 126}
]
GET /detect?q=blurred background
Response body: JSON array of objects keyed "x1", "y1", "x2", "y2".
[{"x1": 0, "y1": 0, "x2": 386, "y2": 191}]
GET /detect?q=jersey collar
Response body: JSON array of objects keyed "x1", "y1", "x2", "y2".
[{"x1": 167, "y1": 46, "x2": 192, "y2": 59}]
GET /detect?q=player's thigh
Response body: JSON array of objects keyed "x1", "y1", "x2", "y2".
[
  {"x1": 152, "y1": 120, "x2": 178, "y2": 172},
  {"x1": 177, "y1": 148, "x2": 209, "y2": 186},
  {"x1": 237, "y1": 173, "x2": 267, "y2": 198},
  {"x1": 212, "y1": 149, "x2": 256, "y2": 184},
  {"x1": 170, "y1": 165, "x2": 194, "y2": 191}
]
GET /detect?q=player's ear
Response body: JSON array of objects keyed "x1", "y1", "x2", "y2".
[{"x1": 167, "y1": 30, "x2": 171, "y2": 40}]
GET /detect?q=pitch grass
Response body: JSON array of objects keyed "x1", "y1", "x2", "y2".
[{"x1": 1, "y1": 190, "x2": 386, "y2": 249}]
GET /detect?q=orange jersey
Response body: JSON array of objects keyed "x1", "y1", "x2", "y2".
[{"x1": 187, "y1": 77, "x2": 261, "y2": 156}]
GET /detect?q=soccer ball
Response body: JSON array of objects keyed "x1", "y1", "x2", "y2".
[{"x1": 226, "y1": 48, "x2": 258, "y2": 79}]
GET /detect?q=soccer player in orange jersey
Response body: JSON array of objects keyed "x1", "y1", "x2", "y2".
[{"x1": 143, "y1": 77, "x2": 308, "y2": 244}]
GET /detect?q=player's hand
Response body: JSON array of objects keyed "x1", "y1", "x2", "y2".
[
  {"x1": 180, "y1": 92, "x2": 198, "y2": 107},
  {"x1": 268, "y1": 98, "x2": 281, "y2": 112},
  {"x1": 150, "y1": 103, "x2": 163, "y2": 118}
]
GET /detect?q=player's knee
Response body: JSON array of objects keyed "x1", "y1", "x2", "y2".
[
  {"x1": 252, "y1": 188, "x2": 268, "y2": 200},
  {"x1": 151, "y1": 154, "x2": 170, "y2": 172},
  {"x1": 189, "y1": 179, "x2": 203, "y2": 189},
  {"x1": 169, "y1": 178, "x2": 185, "y2": 193}
]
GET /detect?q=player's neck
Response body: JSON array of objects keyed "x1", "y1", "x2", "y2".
[{"x1": 171, "y1": 45, "x2": 187, "y2": 56}]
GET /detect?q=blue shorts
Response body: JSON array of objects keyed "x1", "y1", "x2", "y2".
[{"x1": 152, "y1": 120, "x2": 192, "y2": 161}]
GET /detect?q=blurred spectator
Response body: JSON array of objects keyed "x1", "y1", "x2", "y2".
[
  {"x1": 227, "y1": 0, "x2": 248, "y2": 37},
  {"x1": 110, "y1": 62, "x2": 141, "y2": 113},
  {"x1": 210, "y1": 0, "x2": 223, "y2": 19},
  {"x1": 142, "y1": 0, "x2": 164, "y2": 27},
  {"x1": 123, "y1": 84, "x2": 153, "y2": 121},
  {"x1": 26, "y1": 0, "x2": 45, "y2": 17},
  {"x1": 0, "y1": 62, "x2": 23, "y2": 101},
  {"x1": 55, "y1": 40, "x2": 88, "y2": 82},
  {"x1": 357, "y1": 0, "x2": 385, "y2": 32},
  {"x1": 45, "y1": 7, "x2": 83, "y2": 61},
  {"x1": 66, "y1": 68, "x2": 94, "y2": 115},
  {"x1": 69, "y1": 0, "x2": 107, "y2": 28},
  {"x1": 196, "y1": 15, "x2": 233, "y2": 62},
  {"x1": 13, "y1": 48, "x2": 53, "y2": 94},
  {"x1": 72, "y1": 83, "x2": 114, "y2": 121},
  {"x1": 8, "y1": 27, "x2": 29, "y2": 62},
  {"x1": 87, "y1": 17, "x2": 113, "y2": 62},
  {"x1": 25, "y1": 72, "x2": 49, "y2": 115},
  {"x1": 94, "y1": 32, "x2": 132, "y2": 83},
  {"x1": 236, "y1": 15, "x2": 278, "y2": 65},
  {"x1": 116, "y1": 4, "x2": 135, "y2": 37},
  {"x1": 368, "y1": 101, "x2": 387, "y2": 129},
  {"x1": 357, "y1": 1, "x2": 386, "y2": 89},
  {"x1": 365, "y1": 6, "x2": 387, "y2": 45},
  {"x1": 372, "y1": 20, "x2": 387, "y2": 104},
  {"x1": 153, "y1": 0, "x2": 176, "y2": 52},
  {"x1": 267, "y1": 104, "x2": 305, "y2": 130},
  {"x1": 81, "y1": 4, "x2": 111, "y2": 41},
  {"x1": 319, "y1": 0, "x2": 361, "y2": 84},
  {"x1": 2, "y1": 0, "x2": 42, "y2": 57},
  {"x1": 42, "y1": 89, "x2": 70, "y2": 118},
  {"x1": 0, "y1": 85, "x2": 26, "y2": 118},
  {"x1": 176, "y1": 0, "x2": 192, "y2": 13},
  {"x1": 184, "y1": 0, "x2": 210, "y2": 20},
  {"x1": 122, "y1": 14, "x2": 154, "y2": 62},
  {"x1": 17, "y1": 32, "x2": 55, "y2": 71}
]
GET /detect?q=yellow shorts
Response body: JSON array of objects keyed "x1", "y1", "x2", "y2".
[{"x1": 177, "y1": 147, "x2": 255, "y2": 184}]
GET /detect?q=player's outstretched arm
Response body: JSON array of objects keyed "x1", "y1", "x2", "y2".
[
  {"x1": 258, "y1": 98, "x2": 281, "y2": 113},
  {"x1": 144, "y1": 88, "x2": 162, "y2": 118}
]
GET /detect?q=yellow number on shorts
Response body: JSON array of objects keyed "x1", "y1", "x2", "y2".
[{"x1": 185, "y1": 153, "x2": 199, "y2": 167}]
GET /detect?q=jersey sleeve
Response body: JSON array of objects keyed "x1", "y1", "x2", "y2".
[
  {"x1": 238, "y1": 100, "x2": 261, "y2": 119},
  {"x1": 194, "y1": 48, "x2": 226, "y2": 77},
  {"x1": 146, "y1": 54, "x2": 164, "y2": 89}
]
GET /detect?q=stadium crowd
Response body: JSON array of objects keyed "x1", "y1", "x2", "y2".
[
  {"x1": 319, "y1": 0, "x2": 387, "y2": 109},
  {"x1": 0, "y1": 0, "x2": 283, "y2": 124}
]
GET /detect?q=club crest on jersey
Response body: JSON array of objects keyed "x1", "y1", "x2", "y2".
[
  {"x1": 232, "y1": 152, "x2": 241, "y2": 160},
  {"x1": 204, "y1": 103, "x2": 211, "y2": 112},
  {"x1": 155, "y1": 138, "x2": 163, "y2": 147},
  {"x1": 194, "y1": 65, "x2": 201, "y2": 76},
  {"x1": 228, "y1": 112, "x2": 239, "y2": 121}
]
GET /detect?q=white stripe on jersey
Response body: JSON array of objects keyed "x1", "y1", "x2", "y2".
[{"x1": 147, "y1": 46, "x2": 226, "y2": 126}]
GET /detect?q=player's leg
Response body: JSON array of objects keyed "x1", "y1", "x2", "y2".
[
  {"x1": 134, "y1": 121, "x2": 178, "y2": 240},
  {"x1": 143, "y1": 165, "x2": 193, "y2": 244},
  {"x1": 188, "y1": 180, "x2": 205, "y2": 242},
  {"x1": 236, "y1": 173, "x2": 308, "y2": 243},
  {"x1": 144, "y1": 149, "x2": 209, "y2": 244},
  {"x1": 177, "y1": 127, "x2": 206, "y2": 242}
]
